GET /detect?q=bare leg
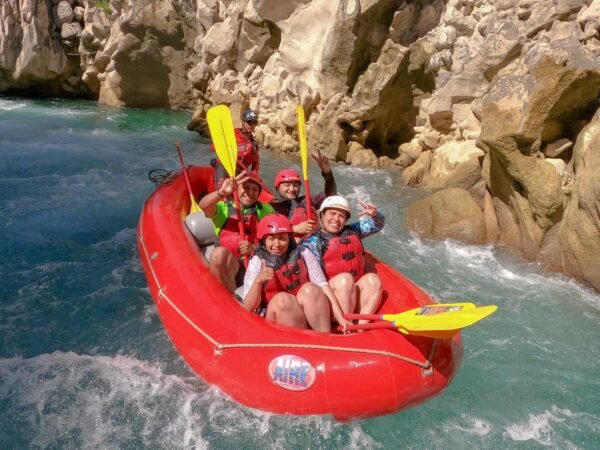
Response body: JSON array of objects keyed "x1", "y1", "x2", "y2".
[
  {"x1": 209, "y1": 246, "x2": 239, "y2": 293},
  {"x1": 266, "y1": 293, "x2": 307, "y2": 329},
  {"x1": 296, "y1": 283, "x2": 331, "y2": 333},
  {"x1": 356, "y1": 273, "x2": 383, "y2": 323},
  {"x1": 328, "y1": 273, "x2": 356, "y2": 314}
]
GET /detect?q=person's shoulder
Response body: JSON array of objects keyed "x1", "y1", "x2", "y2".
[
  {"x1": 211, "y1": 200, "x2": 228, "y2": 216},
  {"x1": 259, "y1": 202, "x2": 275, "y2": 213},
  {"x1": 301, "y1": 232, "x2": 319, "y2": 250}
]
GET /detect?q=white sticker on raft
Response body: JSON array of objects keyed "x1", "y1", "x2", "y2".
[{"x1": 268, "y1": 355, "x2": 317, "y2": 391}]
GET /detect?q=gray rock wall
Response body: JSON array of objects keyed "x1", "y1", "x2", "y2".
[{"x1": 2, "y1": 0, "x2": 600, "y2": 291}]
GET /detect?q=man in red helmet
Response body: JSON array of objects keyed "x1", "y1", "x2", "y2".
[
  {"x1": 271, "y1": 149, "x2": 337, "y2": 238},
  {"x1": 199, "y1": 171, "x2": 274, "y2": 293},
  {"x1": 211, "y1": 108, "x2": 260, "y2": 188}
]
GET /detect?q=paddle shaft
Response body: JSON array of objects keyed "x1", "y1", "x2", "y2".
[
  {"x1": 296, "y1": 105, "x2": 314, "y2": 222},
  {"x1": 345, "y1": 313, "x2": 383, "y2": 321},
  {"x1": 304, "y1": 179, "x2": 313, "y2": 221},
  {"x1": 337, "y1": 322, "x2": 396, "y2": 332},
  {"x1": 232, "y1": 190, "x2": 248, "y2": 267},
  {"x1": 176, "y1": 143, "x2": 200, "y2": 213}
]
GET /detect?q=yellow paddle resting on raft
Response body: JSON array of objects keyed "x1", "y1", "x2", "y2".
[
  {"x1": 342, "y1": 303, "x2": 498, "y2": 338},
  {"x1": 296, "y1": 105, "x2": 314, "y2": 221},
  {"x1": 206, "y1": 104, "x2": 248, "y2": 267}
]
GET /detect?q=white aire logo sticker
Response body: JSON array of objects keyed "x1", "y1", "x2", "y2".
[{"x1": 268, "y1": 355, "x2": 317, "y2": 391}]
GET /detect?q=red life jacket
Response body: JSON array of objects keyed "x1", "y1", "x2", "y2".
[
  {"x1": 255, "y1": 245, "x2": 309, "y2": 303},
  {"x1": 288, "y1": 197, "x2": 319, "y2": 227},
  {"x1": 217, "y1": 202, "x2": 267, "y2": 258},
  {"x1": 234, "y1": 128, "x2": 259, "y2": 170},
  {"x1": 211, "y1": 128, "x2": 259, "y2": 171},
  {"x1": 316, "y1": 229, "x2": 365, "y2": 282}
]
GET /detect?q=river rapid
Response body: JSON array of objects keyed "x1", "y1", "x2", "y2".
[{"x1": 1, "y1": 97, "x2": 599, "y2": 449}]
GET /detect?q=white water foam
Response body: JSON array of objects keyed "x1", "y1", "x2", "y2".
[
  {"x1": 443, "y1": 413, "x2": 493, "y2": 437},
  {"x1": 0, "y1": 351, "x2": 380, "y2": 449},
  {"x1": 0, "y1": 99, "x2": 28, "y2": 110},
  {"x1": 504, "y1": 406, "x2": 580, "y2": 447},
  {"x1": 92, "y1": 228, "x2": 137, "y2": 252},
  {"x1": 403, "y1": 235, "x2": 600, "y2": 309}
]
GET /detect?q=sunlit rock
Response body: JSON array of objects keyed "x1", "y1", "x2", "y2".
[{"x1": 405, "y1": 187, "x2": 486, "y2": 245}]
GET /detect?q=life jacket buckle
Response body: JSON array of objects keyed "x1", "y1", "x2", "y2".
[{"x1": 342, "y1": 251, "x2": 355, "y2": 260}]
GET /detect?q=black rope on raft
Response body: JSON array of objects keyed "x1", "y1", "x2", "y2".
[{"x1": 148, "y1": 169, "x2": 177, "y2": 187}]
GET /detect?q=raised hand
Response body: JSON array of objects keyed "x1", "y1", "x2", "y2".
[
  {"x1": 256, "y1": 260, "x2": 275, "y2": 283},
  {"x1": 311, "y1": 148, "x2": 331, "y2": 174},
  {"x1": 358, "y1": 200, "x2": 378, "y2": 217},
  {"x1": 293, "y1": 219, "x2": 316, "y2": 235},
  {"x1": 217, "y1": 175, "x2": 239, "y2": 197},
  {"x1": 238, "y1": 239, "x2": 255, "y2": 256}
]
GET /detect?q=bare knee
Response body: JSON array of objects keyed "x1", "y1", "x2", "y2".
[
  {"x1": 210, "y1": 247, "x2": 228, "y2": 266},
  {"x1": 269, "y1": 293, "x2": 298, "y2": 313},
  {"x1": 297, "y1": 282, "x2": 321, "y2": 299},
  {"x1": 361, "y1": 273, "x2": 382, "y2": 290},
  {"x1": 211, "y1": 247, "x2": 236, "y2": 269},
  {"x1": 330, "y1": 273, "x2": 354, "y2": 291}
]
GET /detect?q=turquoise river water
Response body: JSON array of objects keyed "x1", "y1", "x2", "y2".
[{"x1": 0, "y1": 97, "x2": 599, "y2": 449}]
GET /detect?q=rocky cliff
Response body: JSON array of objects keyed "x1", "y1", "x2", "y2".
[{"x1": 1, "y1": 0, "x2": 599, "y2": 292}]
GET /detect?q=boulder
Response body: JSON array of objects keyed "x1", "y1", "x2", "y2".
[
  {"x1": 402, "y1": 150, "x2": 432, "y2": 186},
  {"x1": 426, "y1": 140, "x2": 484, "y2": 192},
  {"x1": 55, "y1": 1, "x2": 75, "y2": 26},
  {"x1": 405, "y1": 188, "x2": 486, "y2": 245}
]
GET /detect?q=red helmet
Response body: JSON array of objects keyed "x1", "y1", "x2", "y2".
[
  {"x1": 241, "y1": 171, "x2": 262, "y2": 192},
  {"x1": 257, "y1": 214, "x2": 294, "y2": 239},
  {"x1": 274, "y1": 169, "x2": 302, "y2": 188}
]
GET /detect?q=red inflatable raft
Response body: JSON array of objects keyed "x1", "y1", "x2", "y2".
[{"x1": 137, "y1": 166, "x2": 463, "y2": 420}]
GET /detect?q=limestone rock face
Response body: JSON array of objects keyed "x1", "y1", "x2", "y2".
[
  {"x1": 3, "y1": 0, "x2": 600, "y2": 292},
  {"x1": 0, "y1": 0, "x2": 70, "y2": 93},
  {"x1": 92, "y1": 1, "x2": 199, "y2": 108},
  {"x1": 405, "y1": 188, "x2": 486, "y2": 245},
  {"x1": 426, "y1": 140, "x2": 484, "y2": 193},
  {"x1": 539, "y1": 111, "x2": 600, "y2": 291},
  {"x1": 479, "y1": 41, "x2": 600, "y2": 258}
]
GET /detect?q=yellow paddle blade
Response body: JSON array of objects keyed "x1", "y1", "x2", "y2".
[
  {"x1": 296, "y1": 105, "x2": 309, "y2": 178},
  {"x1": 207, "y1": 105, "x2": 238, "y2": 177},
  {"x1": 390, "y1": 305, "x2": 498, "y2": 336},
  {"x1": 381, "y1": 302, "x2": 476, "y2": 322}
]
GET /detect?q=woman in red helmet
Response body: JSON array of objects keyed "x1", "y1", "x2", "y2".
[
  {"x1": 271, "y1": 149, "x2": 337, "y2": 238},
  {"x1": 242, "y1": 214, "x2": 348, "y2": 332}
]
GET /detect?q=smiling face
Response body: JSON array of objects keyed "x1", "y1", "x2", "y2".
[
  {"x1": 277, "y1": 181, "x2": 301, "y2": 200},
  {"x1": 264, "y1": 232, "x2": 290, "y2": 256},
  {"x1": 321, "y1": 208, "x2": 349, "y2": 234},
  {"x1": 238, "y1": 180, "x2": 260, "y2": 207},
  {"x1": 242, "y1": 120, "x2": 257, "y2": 133}
]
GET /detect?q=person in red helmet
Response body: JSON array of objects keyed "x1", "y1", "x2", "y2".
[
  {"x1": 271, "y1": 149, "x2": 337, "y2": 238},
  {"x1": 210, "y1": 108, "x2": 260, "y2": 188},
  {"x1": 242, "y1": 214, "x2": 349, "y2": 332},
  {"x1": 303, "y1": 195, "x2": 384, "y2": 324},
  {"x1": 199, "y1": 171, "x2": 274, "y2": 293}
]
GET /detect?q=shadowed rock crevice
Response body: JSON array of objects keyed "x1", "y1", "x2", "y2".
[
  {"x1": 364, "y1": 48, "x2": 435, "y2": 157},
  {"x1": 347, "y1": 0, "x2": 403, "y2": 92},
  {"x1": 347, "y1": 0, "x2": 443, "y2": 93},
  {"x1": 541, "y1": 76, "x2": 600, "y2": 147}
]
